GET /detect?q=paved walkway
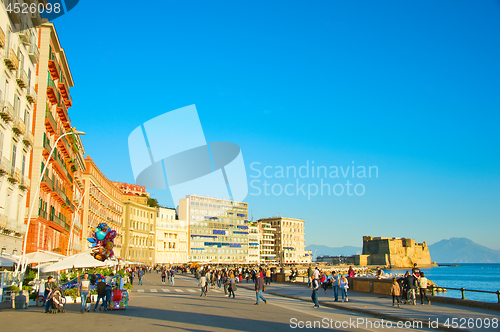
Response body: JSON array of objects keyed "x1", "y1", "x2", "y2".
[{"x1": 233, "y1": 279, "x2": 500, "y2": 331}]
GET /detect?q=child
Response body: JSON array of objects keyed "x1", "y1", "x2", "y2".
[{"x1": 391, "y1": 278, "x2": 401, "y2": 307}]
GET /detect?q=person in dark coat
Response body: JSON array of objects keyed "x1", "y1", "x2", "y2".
[
  {"x1": 94, "y1": 278, "x2": 107, "y2": 311},
  {"x1": 405, "y1": 272, "x2": 418, "y2": 305},
  {"x1": 254, "y1": 275, "x2": 267, "y2": 305}
]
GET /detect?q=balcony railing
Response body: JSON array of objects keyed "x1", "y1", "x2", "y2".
[
  {"x1": 19, "y1": 175, "x2": 30, "y2": 191},
  {"x1": 46, "y1": 74, "x2": 59, "y2": 104},
  {"x1": 0, "y1": 213, "x2": 8, "y2": 228},
  {"x1": 0, "y1": 101, "x2": 15, "y2": 122},
  {"x1": 16, "y1": 69, "x2": 28, "y2": 88},
  {"x1": 45, "y1": 109, "x2": 57, "y2": 134},
  {"x1": 50, "y1": 214, "x2": 70, "y2": 231},
  {"x1": 47, "y1": 53, "x2": 60, "y2": 80},
  {"x1": 42, "y1": 136, "x2": 52, "y2": 157},
  {"x1": 12, "y1": 116, "x2": 25, "y2": 136},
  {"x1": 56, "y1": 99, "x2": 69, "y2": 125},
  {"x1": 40, "y1": 172, "x2": 54, "y2": 192},
  {"x1": 28, "y1": 43, "x2": 39, "y2": 64},
  {"x1": 64, "y1": 94, "x2": 72, "y2": 108},
  {"x1": 58, "y1": 74, "x2": 69, "y2": 100},
  {"x1": 38, "y1": 208, "x2": 48, "y2": 221},
  {"x1": 26, "y1": 86, "x2": 37, "y2": 103},
  {"x1": 23, "y1": 131, "x2": 34, "y2": 148},
  {"x1": 7, "y1": 167, "x2": 21, "y2": 184},
  {"x1": 0, "y1": 157, "x2": 9, "y2": 175},
  {"x1": 4, "y1": 48, "x2": 18, "y2": 71}
]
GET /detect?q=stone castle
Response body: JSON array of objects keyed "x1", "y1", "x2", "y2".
[{"x1": 354, "y1": 236, "x2": 433, "y2": 267}]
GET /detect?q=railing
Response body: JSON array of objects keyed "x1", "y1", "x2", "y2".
[
  {"x1": 41, "y1": 172, "x2": 54, "y2": 190},
  {"x1": 53, "y1": 151, "x2": 72, "y2": 183},
  {"x1": 38, "y1": 208, "x2": 48, "y2": 220},
  {"x1": 12, "y1": 116, "x2": 25, "y2": 135},
  {"x1": 0, "y1": 101, "x2": 15, "y2": 122},
  {"x1": 45, "y1": 108, "x2": 57, "y2": 132},
  {"x1": 18, "y1": 175, "x2": 30, "y2": 190},
  {"x1": 429, "y1": 285, "x2": 500, "y2": 304},
  {"x1": 4, "y1": 48, "x2": 19, "y2": 70},
  {"x1": 28, "y1": 43, "x2": 39, "y2": 64},
  {"x1": 26, "y1": 86, "x2": 37, "y2": 103},
  {"x1": 43, "y1": 135, "x2": 52, "y2": 153},
  {"x1": 0, "y1": 213, "x2": 7, "y2": 228},
  {"x1": 0, "y1": 156, "x2": 9, "y2": 174},
  {"x1": 16, "y1": 69, "x2": 28, "y2": 88},
  {"x1": 50, "y1": 214, "x2": 69, "y2": 231},
  {"x1": 23, "y1": 131, "x2": 34, "y2": 147},
  {"x1": 56, "y1": 98, "x2": 69, "y2": 123}
]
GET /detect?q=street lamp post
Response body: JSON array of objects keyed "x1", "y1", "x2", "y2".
[
  {"x1": 17, "y1": 131, "x2": 85, "y2": 288},
  {"x1": 66, "y1": 185, "x2": 102, "y2": 255}
]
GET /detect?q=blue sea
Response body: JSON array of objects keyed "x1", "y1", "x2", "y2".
[{"x1": 388, "y1": 263, "x2": 500, "y2": 303}]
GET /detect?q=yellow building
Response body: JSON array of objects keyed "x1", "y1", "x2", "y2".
[
  {"x1": 257, "y1": 217, "x2": 311, "y2": 264},
  {"x1": 118, "y1": 184, "x2": 156, "y2": 264},
  {"x1": 78, "y1": 157, "x2": 123, "y2": 256},
  {"x1": 155, "y1": 207, "x2": 187, "y2": 264}
]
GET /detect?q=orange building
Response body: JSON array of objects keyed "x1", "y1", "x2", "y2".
[
  {"x1": 24, "y1": 23, "x2": 86, "y2": 255},
  {"x1": 80, "y1": 157, "x2": 123, "y2": 257}
]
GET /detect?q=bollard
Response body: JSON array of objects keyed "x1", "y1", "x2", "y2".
[
  {"x1": 431, "y1": 285, "x2": 436, "y2": 296},
  {"x1": 497, "y1": 291, "x2": 500, "y2": 304},
  {"x1": 461, "y1": 288, "x2": 465, "y2": 300}
]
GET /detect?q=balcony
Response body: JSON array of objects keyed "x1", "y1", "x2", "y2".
[
  {"x1": 57, "y1": 135, "x2": 71, "y2": 159},
  {"x1": 0, "y1": 26, "x2": 5, "y2": 48},
  {"x1": 28, "y1": 43, "x2": 39, "y2": 64},
  {"x1": 22, "y1": 131, "x2": 34, "y2": 148},
  {"x1": 58, "y1": 75, "x2": 69, "y2": 100},
  {"x1": 5, "y1": 0, "x2": 21, "y2": 24},
  {"x1": 42, "y1": 137, "x2": 52, "y2": 158},
  {"x1": 12, "y1": 117, "x2": 25, "y2": 136},
  {"x1": 40, "y1": 173, "x2": 54, "y2": 193},
  {"x1": 0, "y1": 157, "x2": 9, "y2": 176},
  {"x1": 46, "y1": 75, "x2": 59, "y2": 105},
  {"x1": 51, "y1": 185, "x2": 67, "y2": 205},
  {"x1": 51, "y1": 152, "x2": 73, "y2": 184},
  {"x1": 0, "y1": 101, "x2": 15, "y2": 122},
  {"x1": 26, "y1": 86, "x2": 37, "y2": 103},
  {"x1": 4, "y1": 48, "x2": 18, "y2": 71},
  {"x1": 38, "y1": 208, "x2": 48, "y2": 221},
  {"x1": 45, "y1": 109, "x2": 57, "y2": 134},
  {"x1": 47, "y1": 54, "x2": 60, "y2": 80},
  {"x1": 64, "y1": 94, "x2": 72, "y2": 108},
  {"x1": 18, "y1": 175, "x2": 30, "y2": 191},
  {"x1": 49, "y1": 214, "x2": 70, "y2": 232},
  {"x1": 19, "y1": 29, "x2": 30, "y2": 45},
  {"x1": 7, "y1": 167, "x2": 21, "y2": 184},
  {"x1": 56, "y1": 100, "x2": 70, "y2": 127},
  {"x1": 16, "y1": 69, "x2": 28, "y2": 88}
]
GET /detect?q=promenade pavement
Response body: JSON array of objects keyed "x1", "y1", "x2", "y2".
[
  {"x1": 234, "y1": 278, "x2": 500, "y2": 332},
  {"x1": 1, "y1": 272, "x2": 438, "y2": 332}
]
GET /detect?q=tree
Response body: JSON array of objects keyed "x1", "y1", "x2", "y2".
[{"x1": 147, "y1": 198, "x2": 159, "y2": 208}]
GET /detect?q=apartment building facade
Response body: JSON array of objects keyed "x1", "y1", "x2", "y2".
[
  {"x1": 257, "y1": 217, "x2": 311, "y2": 264},
  {"x1": 155, "y1": 206, "x2": 187, "y2": 265},
  {"x1": 258, "y1": 221, "x2": 276, "y2": 263},
  {"x1": 248, "y1": 223, "x2": 261, "y2": 264},
  {"x1": 119, "y1": 184, "x2": 156, "y2": 264},
  {"x1": 79, "y1": 157, "x2": 123, "y2": 256},
  {"x1": 178, "y1": 195, "x2": 250, "y2": 263},
  {"x1": 0, "y1": 1, "x2": 39, "y2": 254}
]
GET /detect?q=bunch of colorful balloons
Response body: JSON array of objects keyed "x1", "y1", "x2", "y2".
[{"x1": 87, "y1": 223, "x2": 116, "y2": 262}]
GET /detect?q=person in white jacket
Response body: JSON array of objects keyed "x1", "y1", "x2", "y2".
[{"x1": 198, "y1": 272, "x2": 208, "y2": 297}]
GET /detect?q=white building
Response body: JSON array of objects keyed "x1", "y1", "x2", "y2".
[
  {"x1": 155, "y1": 206, "x2": 187, "y2": 264},
  {"x1": 178, "y1": 195, "x2": 249, "y2": 263},
  {"x1": 248, "y1": 223, "x2": 261, "y2": 264}
]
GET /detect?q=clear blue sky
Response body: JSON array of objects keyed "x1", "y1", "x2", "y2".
[{"x1": 52, "y1": 1, "x2": 500, "y2": 250}]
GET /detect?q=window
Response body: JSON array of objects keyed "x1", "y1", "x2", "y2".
[{"x1": 11, "y1": 143, "x2": 16, "y2": 169}]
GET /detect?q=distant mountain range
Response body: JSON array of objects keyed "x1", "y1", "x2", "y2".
[
  {"x1": 307, "y1": 238, "x2": 500, "y2": 263},
  {"x1": 428, "y1": 238, "x2": 500, "y2": 263},
  {"x1": 305, "y1": 244, "x2": 361, "y2": 257}
]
